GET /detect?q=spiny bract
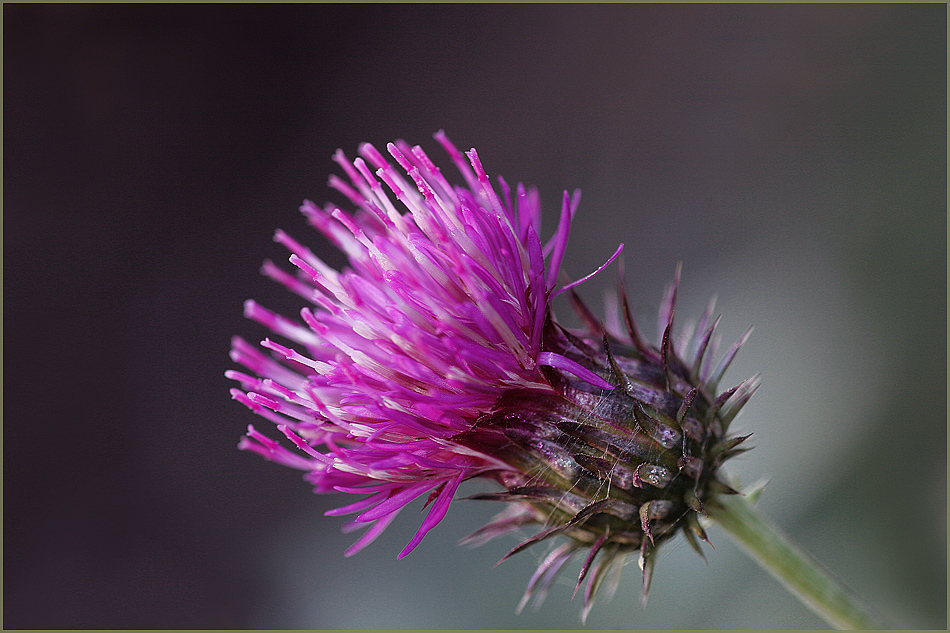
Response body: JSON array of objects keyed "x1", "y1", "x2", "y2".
[{"x1": 229, "y1": 132, "x2": 756, "y2": 620}]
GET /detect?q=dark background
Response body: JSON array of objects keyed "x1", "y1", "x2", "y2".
[{"x1": 4, "y1": 4, "x2": 945, "y2": 629}]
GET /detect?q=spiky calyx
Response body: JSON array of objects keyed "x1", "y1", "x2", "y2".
[
  {"x1": 230, "y1": 132, "x2": 758, "y2": 620},
  {"x1": 455, "y1": 266, "x2": 758, "y2": 619}
]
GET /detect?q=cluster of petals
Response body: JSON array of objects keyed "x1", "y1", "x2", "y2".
[{"x1": 228, "y1": 132, "x2": 613, "y2": 557}]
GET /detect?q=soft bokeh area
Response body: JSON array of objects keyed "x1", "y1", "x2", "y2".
[{"x1": 5, "y1": 4, "x2": 945, "y2": 629}]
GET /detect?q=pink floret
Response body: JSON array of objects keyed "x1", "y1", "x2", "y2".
[{"x1": 230, "y1": 132, "x2": 607, "y2": 557}]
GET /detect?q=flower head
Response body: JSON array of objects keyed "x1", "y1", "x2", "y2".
[{"x1": 229, "y1": 132, "x2": 756, "y2": 618}]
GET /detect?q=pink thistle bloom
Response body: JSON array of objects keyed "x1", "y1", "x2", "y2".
[{"x1": 230, "y1": 132, "x2": 754, "y2": 617}]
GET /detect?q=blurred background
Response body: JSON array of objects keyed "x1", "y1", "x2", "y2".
[{"x1": 4, "y1": 4, "x2": 945, "y2": 629}]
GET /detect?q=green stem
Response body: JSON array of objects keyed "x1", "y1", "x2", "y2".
[{"x1": 706, "y1": 493, "x2": 890, "y2": 630}]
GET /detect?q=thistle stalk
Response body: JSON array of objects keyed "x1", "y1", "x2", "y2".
[{"x1": 708, "y1": 494, "x2": 890, "y2": 630}]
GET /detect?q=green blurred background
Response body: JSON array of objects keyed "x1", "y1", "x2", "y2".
[{"x1": 5, "y1": 4, "x2": 945, "y2": 628}]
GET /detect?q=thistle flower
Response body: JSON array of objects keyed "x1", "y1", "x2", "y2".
[{"x1": 228, "y1": 132, "x2": 757, "y2": 619}]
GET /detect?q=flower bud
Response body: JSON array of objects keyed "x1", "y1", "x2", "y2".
[{"x1": 458, "y1": 278, "x2": 757, "y2": 617}]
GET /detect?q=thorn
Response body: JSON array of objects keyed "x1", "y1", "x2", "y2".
[
  {"x1": 729, "y1": 432, "x2": 754, "y2": 447},
  {"x1": 720, "y1": 447, "x2": 753, "y2": 461},
  {"x1": 687, "y1": 511, "x2": 713, "y2": 547},
  {"x1": 639, "y1": 539, "x2": 656, "y2": 605},
  {"x1": 719, "y1": 374, "x2": 761, "y2": 427},
  {"x1": 660, "y1": 312, "x2": 675, "y2": 391},
  {"x1": 516, "y1": 542, "x2": 577, "y2": 614},
  {"x1": 637, "y1": 501, "x2": 671, "y2": 544},
  {"x1": 710, "y1": 433, "x2": 754, "y2": 460},
  {"x1": 572, "y1": 533, "x2": 609, "y2": 599},
  {"x1": 710, "y1": 477, "x2": 743, "y2": 495},
  {"x1": 458, "y1": 509, "x2": 534, "y2": 547},
  {"x1": 682, "y1": 525, "x2": 708, "y2": 563},
  {"x1": 553, "y1": 322, "x2": 600, "y2": 358},
  {"x1": 657, "y1": 262, "x2": 682, "y2": 343},
  {"x1": 676, "y1": 387, "x2": 699, "y2": 423},
  {"x1": 707, "y1": 324, "x2": 754, "y2": 391},
  {"x1": 707, "y1": 381, "x2": 743, "y2": 420},
  {"x1": 602, "y1": 335, "x2": 631, "y2": 396},
  {"x1": 568, "y1": 288, "x2": 606, "y2": 335},
  {"x1": 639, "y1": 503, "x2": 655, "y2": 545},
  {"x1": 689, "y1": 294, "x2": 717, "y2": 360},
  {"x1": 692, "y1": 315, "x2": 721, "y2": 383},
  {"x1": 581, "y1": 544, "x2": 623, "y2": 623},
  {"x1": 618, "y1": 261, "x2": 653, "y2": 360},
  {"x1": 496, "y1": 522, "x2": 570, "y2": 564}
]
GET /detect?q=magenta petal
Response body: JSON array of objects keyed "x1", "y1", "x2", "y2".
[
  {"x1": 355, "y1": 480, "x2": 438, "y2": 523},
  {"x1": 325, "y1": 489, "x2": 390, "y2": 517},
  {"x1": 344, "y1": 510, "x2": 402, "y2": 557},
  {"x1": 537, "y1": 352, "x2": 614, "y2": 390},
  {"x1": 552, "y1": 243, "x2": 625, "y2": 299},
  {"x1": 545, "y1": 190, "x2": 575, "y2": 292},
  {"x1": 397, "y1": 471, "x2": 465, "y2": 559}
]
